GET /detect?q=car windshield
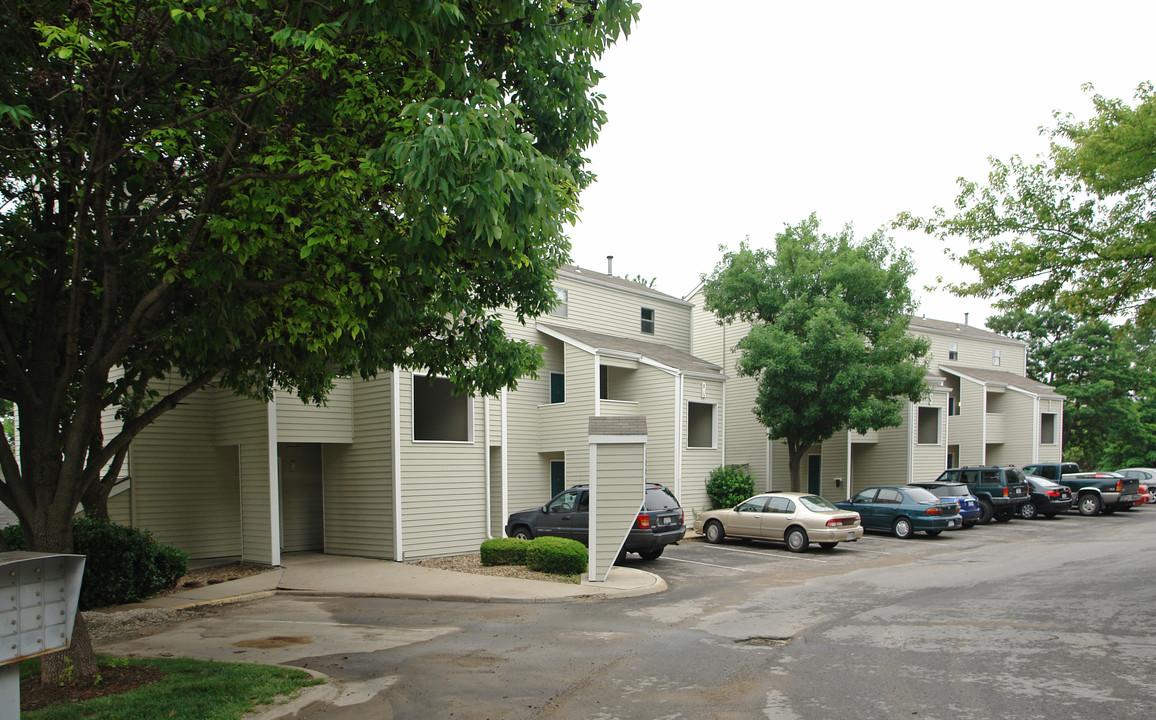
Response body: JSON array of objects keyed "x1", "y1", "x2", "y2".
[
  {"x1": 644, "y1": 486, "x2": 680, "y2": 511},
  {"x1": 1007, "y1": 468, "x2": 1027, "y2": 483},
  {"x1": 927, "y1": 484, "x2": 968, "y2": 497},
  {"x1": 799, "y1": 495, "x2": 838, "y2": 512},
  {"x1": 903, "y1": 487, "x2": 940, "y2": 503}
]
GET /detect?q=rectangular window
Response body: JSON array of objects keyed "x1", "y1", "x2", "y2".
[
  {"x1": 948, "y1": 396, "x2": 959, "y2": 416},
  {"x1": 1041, "y1": 412, "x2": 1057, "y2": 444},
  {"x1": 550, "y1": 373, "x2": 565, "y2": 404},
  {"x1": 948, "y1": 342, "x2": 958, "y2": 361},
  {"x1": 599, "y1": 364, "x2": 609, "y2": 400},
  {"x1": 917, "y1": 406, "x2": 940, "y2": 445},
  {"x1": 412, "y1": 375, "x2": 472, "y2": 442},
  {"x1": 641, "y1": 308, "x2": 655, "y2": 334},
  {"x1": 550, "y1": 288, "x2": 568, "y2": 317},
  {"x1": 687, "y1": 402, "x2": 715, "y2": 448},
  {"x1": 992, "y1": 347, "x2": 1001, "y2": 366}
]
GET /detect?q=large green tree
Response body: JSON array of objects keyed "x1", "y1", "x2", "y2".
[
  {"x1": 900, "y1": 82, "x2": 1156, "y2": 325},
  {"x1": 986, "y1": 309, "x2": 1156, "y2": 470},
  {"x1": 703, "y1": 216, "x2": 930, "y2": 491},
  {"x1": 0, "y1": 0, "x2": 638, "y2": 684}
]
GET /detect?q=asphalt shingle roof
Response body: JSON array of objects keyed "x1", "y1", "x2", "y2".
[{"x1": 538, "y1": 323, "x2": 723, "y2": 376}]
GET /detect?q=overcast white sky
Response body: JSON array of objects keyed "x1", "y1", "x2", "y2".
[{"x1": 566, "y1": 1, "x2": 1154, "y2": 328}]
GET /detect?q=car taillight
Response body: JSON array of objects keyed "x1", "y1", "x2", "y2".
[
  {"x1": 635, "y1": 513, "x2": 651, "y2": 530},
  {"x1": 1115, "y1": 481, "x2": 1123, "y2": 492},
  {"x1": 680, "y1": 509, "x2": 685, "y2": 524},
  {"x1": 1002, "y1": 487, "x2": 1009, "y2": 497},
  {"x1": 1046, "y1": 490, "x2": 1062, "y2": 498},
  {"x1": 925, "y1": 507, "x2": 944, "y2": 515}
]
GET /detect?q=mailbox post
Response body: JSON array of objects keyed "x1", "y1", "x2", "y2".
[{"x1": 0, "y1": 552, "x2": 85, "y2": 720}]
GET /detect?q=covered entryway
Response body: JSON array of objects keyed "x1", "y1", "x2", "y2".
[{"x1": 278, "y1": 443, "x2": 324, "y2": 552}]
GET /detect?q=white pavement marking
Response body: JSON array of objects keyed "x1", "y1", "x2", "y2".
[
  {"x1": 706, "y1": 545, "x2": 828, "y2": 563},
  {"x1": 662, "y1": 556, "x2": 746, "y2": 571}
]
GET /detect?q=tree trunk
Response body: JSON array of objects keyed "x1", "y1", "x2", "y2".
[{"x1": 41, "y1": 615, "x2": 99, "y2": 686}]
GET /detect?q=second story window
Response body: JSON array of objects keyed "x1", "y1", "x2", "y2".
[
  {"x1": 948, "y1": 342, "x2": 958, "y2": 361},
  {"x1": 641, "y1": 307, "x2": 655, "y2": 334},
  {"x1": 948, "y1": 396, "x2": 960, "y2": 416},
  {"x1": 550, "y1": 373, "x2": 565, "y2": 404},
  {"x1": 992, "y1": 347, "x2": 1001, "y2": 366},
  {"x1": 550, "y1": 288, "x2": 568, "y2": 318}
]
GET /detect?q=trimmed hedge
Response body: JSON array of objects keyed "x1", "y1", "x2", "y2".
[
  {"x1": 525, "y1": 536, "x2": 587, "y2": 576},
  {"x1": 2, "y1": 517, "x2": 189, "y2": 610},
  {"x1": 480, "y1": 538, "x2": 529, "y2": 566},
  {"x1": 706, "y1": 464, "x2": 755, "y2": 509}
]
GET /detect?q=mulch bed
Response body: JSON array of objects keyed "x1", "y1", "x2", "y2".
[{"x1": 20, "y1": 664, "x2": 163, "y2": 711}]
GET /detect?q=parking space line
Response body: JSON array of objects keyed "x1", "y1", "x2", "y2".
[
  {"x1": 662, "y1": 556, "x2": 746, "y2": 572},
  {"x1": 706, "y1": 545, "x2": 828, "y2": 563}
]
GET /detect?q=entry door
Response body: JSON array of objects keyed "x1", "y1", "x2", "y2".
[
  {"x1": 807, "y1": 455, "x2": 822, "y2": 495},
  {"x1": 550, "y1": 461, "x2": 566, "y2": 497}
]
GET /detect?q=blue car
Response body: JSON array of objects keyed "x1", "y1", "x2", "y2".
[
  {"x1": 835, "y1": 486, "x2": 963, "y2": 538},
  {"x1": 908, "y1": 482, "x2": 982, "y2": 528}
]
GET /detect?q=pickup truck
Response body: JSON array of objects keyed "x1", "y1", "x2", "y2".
[
  {"x1": 1021, "y1": 463, "x2": 1142, "y2": 515},
  {"x1": 932, "y1": 466, "x2": 1031, "y2": 524}
]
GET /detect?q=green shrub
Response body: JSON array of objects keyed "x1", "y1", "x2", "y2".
[
  {"x1": 525, "y1": 536, "x2": 587, "y2": 576},
  {"x1": 480, "y1": 538, "x2": 529, "y2": 566},
  {"x1": 706, "y1": 464, "x2": 755, "y2": 509},
  {"x1": 2, "y1": 517, "x2": 188, "y2": 610}
]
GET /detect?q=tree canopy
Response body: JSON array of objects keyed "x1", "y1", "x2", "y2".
[
  {"x1": 900, "y1": 82, "x2": 1156, "y2": 325},
  {"x1": 703, "y1": 215, "x2": 930, "y2": 491},
  {"x1": 0, "y1": 0, "x2": 639, "y2": 683}
]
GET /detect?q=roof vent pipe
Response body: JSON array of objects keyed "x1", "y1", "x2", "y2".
[
  {"x1": 607, "y1": 255, "x2": 614, "y2": 275},
  {"x1": 964, "y1": 312, "x2": 969, "y2": 326}
]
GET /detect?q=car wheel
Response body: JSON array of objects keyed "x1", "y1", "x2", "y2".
[
  {"x1": 638, "y1": 548, "x2": 663, "y2": 561},
  {"x1": 818, "y1": 542, "x2": 838, "y2": 550},
  {"x1": 994, "y1": 510, "x2": 1013, "y2": 523},
  {"x1": 1078, "y1": 493, "x2": 1101, "y2": 516},
  {"x1": 926, "y1": 529, "x2": 942, "y2": 537},
  {"x1": 893, "y1": 517, "x2": 914, "y2": 539},
  {"x1": 704, "y1": 520, "x2": 725, "y2": 544},
  {"x1": 977, "y1": 500, "x2": 994, "y2": 525},
  {"x1": 511, "y1": 526, "x2": 534, "y2": 540},
  {"x1": 785, "y1": 526, "x2": 809, "y2": 553},
  {"x1": 1019, "y1": 502, "x2": 1038, "y2": 520}
]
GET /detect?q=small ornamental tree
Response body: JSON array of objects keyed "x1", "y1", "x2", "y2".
[
  {"x1": 703, "y1": 215, "x2": 930, "y2": 492},
  {"x1": 706, "y1": 465, "x2": 755, "y2": 509}
]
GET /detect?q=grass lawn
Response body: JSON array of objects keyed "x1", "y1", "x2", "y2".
[{"x1": 18, "y1": 656, "x2": 324, "y2": 720}]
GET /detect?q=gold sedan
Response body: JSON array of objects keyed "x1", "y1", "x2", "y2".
[{"x1": 693, "y1": 492, "x2": 863, "y2": 552}]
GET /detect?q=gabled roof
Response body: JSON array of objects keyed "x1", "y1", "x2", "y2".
[
  {"x1": 558, "y1": 264, "x2": 691, "y2": 307},
  {"x1": 538, "y1": 323, "x2": 723, "y2": 376},
  {"x1": 909, "y1": 316, "x2": 1025, "y2": 347},
  {"x1": 938, "y1": 364, "x2": 1065, "y2": 400}
]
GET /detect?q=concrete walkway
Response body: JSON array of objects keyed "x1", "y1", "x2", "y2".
[{"x1": 129, "y1": 551, "x2": 667, "y2": 611}]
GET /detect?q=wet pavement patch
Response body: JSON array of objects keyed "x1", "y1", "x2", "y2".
[{"x1": 233, "y1": 635, "x2": 313, "y2": 649}]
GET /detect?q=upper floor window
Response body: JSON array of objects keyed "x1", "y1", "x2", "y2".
[
  {"x1": 412, "y1": 375, "x2": 472, "y2": 442},
  {"x1": 917, "y1": 406, "x2": 940, "y2": 444},
  {"x1": 550, "y1": 373, "x2": 565, "y2": 404},
  {"x1": 550, "y1": 288, "x2": 568, "y2": 317},
  {"x1": 1040, "y1": 412, "x2": 1057, "y2": 444},
  {"x1": 687, "y1": 402, "x2": 716, "y2": 448},
  {"x1": 641, "y1": 308, "x2": 655, "y2": 334},
  {"x1": 948, "y1": 342, "x2": 958, "y2": 361},
  {"x1": 948, "y1": 396, "x2": 960, "y2": 416},
  {"x1": 992, "y1": 348, "x2": 1001, "y2": 366}
]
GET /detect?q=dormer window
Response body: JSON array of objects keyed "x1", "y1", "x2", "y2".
[
  {"x1": 550, "y1": 288, "x2": 568, "y2": 318},
  {"x1": 948, "y1": 342, "x2": 958, "y2": 361},
  {"x1": 992, "y1": 347, "x2": 1001, "y2": 366},
  {"x1": 641, "y1": 308, "x2": 655, "y2": 334}
]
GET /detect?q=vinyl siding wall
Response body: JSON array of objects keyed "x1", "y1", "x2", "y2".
[
  {"x1": 546, "y1": 273, "x2": 693, "y2": 353},
  {"x1": 322, "y1": 376, "x2": 394, "y2": 558},
  {"x1": 118, "y1": 378, "x2": 243, "y2": 558},
  {"x1": 949, "y1": 379, "x2": 987, "y2": 466},
  {"x1": 398, "y1": 371, "x2": 489, "y2": 559},
  {"x1": 274, "y1": 382, "x2": 353, "y2": 443},
  {"x1": 916, "y1": 327, "x2": 1028, "y2": 376},
  {"x1": 850, "y1": 422, "x2": 911, "y2": 492},
  {"x1": 1037, "y1": 398, "x2": 1064, "y2": 462},
  {"x1": 613, "y1": 364, "x2": 675, "y2": 491},
  {"x1": 589, "y1": 442, "x2": 646, "y2": 581},
  {"x1": 680, "y1": 377, "x2": 725, "y2": 512},
  {"x1": 912, "y1": 393, "x2": 950, "y2": 482},
  {"x1": 986, "y1": 390, "x2": 1037, "y2": 466},
  {"x1": 277, "y1": 444, "x2": 323, "y2": 552},
  {"x1": 212, "y1": 388, "x2": 273, "y2": 563}
]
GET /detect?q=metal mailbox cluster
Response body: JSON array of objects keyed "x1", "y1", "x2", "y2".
[{"x1": 0, "y1": 552, "x2": 85, "y2": 666}]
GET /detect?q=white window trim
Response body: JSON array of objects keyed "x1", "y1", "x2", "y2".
[
  {"x1": 686, "y1": 401, "x2": 717, "y2": 449},
  {"x1": 915, "y1": 405, "x2": 942, "y2": 446},
  {"x1": 992, "y1": 347, "x2": 1001, "y2": 366},
  {"x1": 411, "y1": 373, "x2": 475, "y2": 444},
  {"x1": 1040, "y1": 412, "x2": 1058, "y2": 445}
]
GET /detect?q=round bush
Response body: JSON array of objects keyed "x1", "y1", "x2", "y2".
[
  {"x1": 525, "y1": 536, "x2": 588, "y2": 576},
  {"x1": 480, "y1": 538, "x2": 529, "y2": 566},
  {"x1": 2, "y1": 517, "x2": 188, "y2": 610},
  {"x1": 706, "y1": 465, "x2": 755, "y2": 509}
]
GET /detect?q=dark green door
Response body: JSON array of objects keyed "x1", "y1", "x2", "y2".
[
  {"x1": 807, "y1": 455, "x2": 822, "y2": 495},
  {"x1": 550, "y1": 461, "x2": 566, "y2": 497}
]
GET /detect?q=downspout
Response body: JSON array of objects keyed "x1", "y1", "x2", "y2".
[
  {"x1": 906, "y1": 402, "x2": 914, "y2": 484},
  {"x1": 845, "y1": 429, "x2": 852, "y2": 501},
  {"x1": 391, "y1": 368, "x2": 403, "y2": 561},
  {"x1": 980, "y1": 385, "x2": 988, "y2": 465},
  {"x1": 674, "y1": 372, "x2": 683, "y2": 499},
  {"x1": 593, "y1": 351, "x2": 601, "y2": 416},
  {"x1": 484, "y1": 395, "x2": 492, "y2": 538},
  {"x1": 766, "y1": 433, "x2": 773, "y2": 492},
  {"x1": 266, "y1": 397, "x2": 282, "y2": 566},
  {"x1": 1032, "y1": 395, "x2": 1041, "y2": 464},
  {"x1": 501, "y1": 387, "x2": 509, "y2": 531}
]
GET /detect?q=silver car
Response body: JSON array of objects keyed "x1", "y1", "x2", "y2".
[{"x1": 693, "y1": 492, "x2": 863, "y2": 553}]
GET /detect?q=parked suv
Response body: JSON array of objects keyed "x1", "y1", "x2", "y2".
[
  {"x1": 504, "y1": 484, "x2": 685, "y2": 560},
  {"x1": 932, "y1": 466, "x2": 1031, "y2": 524}
]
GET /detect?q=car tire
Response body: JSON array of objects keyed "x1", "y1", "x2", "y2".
[
  {"x1": 638, "y1": 548, "x2": 663, "y2": 561},
  {"x1": 926, "y1": 530, "x2": 942, "y2": 537},
  {"x1": 818, "y1": 542, "x2": 838, "y2": 550},
  {"x1": 1078, "y1": 493, "x2": 1101, "y2": 516},
  {"x1": 511, "y1": 526, "x2": 534, "y2": 540},
  {"x1": 1019, "y1": 502, "x2": 1038, "y2": 520},
  {"x1": 785, "y1": 526, "x2": 809, "y2": 553},
  {"x1": 893, "y1": 517, "x2": 914, "y2": 539},
  {"x1": 994, "y1": 510, "x2": 1013, "y2": 523},
  {"x1": 704, "y1": 520, "x2": 725, "y2": 544},
  {"x1": 977, "y1": 500, "x2": 994, "y2": 525},
  {"x1": 961, "y1": 520, "x2": 976, "y2": 529}
]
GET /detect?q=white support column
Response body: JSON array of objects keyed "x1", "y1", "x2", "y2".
[
  {"x1": 391, "y1": 368, "x2": 403, "y2": 561},
  {"x1": 266, "y1": 399, "x2": 282, "y2": 567}
]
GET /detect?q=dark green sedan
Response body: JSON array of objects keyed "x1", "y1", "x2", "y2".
[{"x1": 835, "y1": 486, "x2": 962, "y2": 538}]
